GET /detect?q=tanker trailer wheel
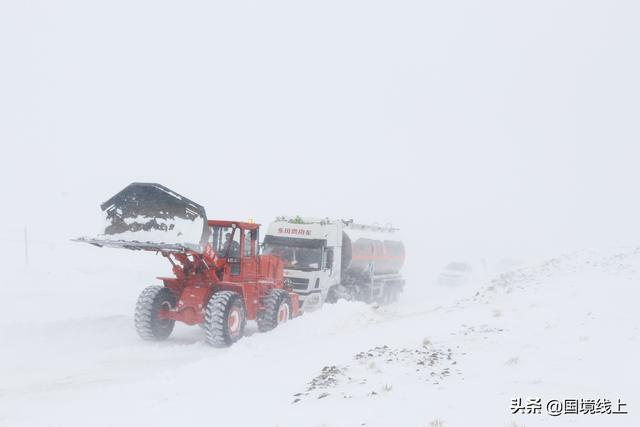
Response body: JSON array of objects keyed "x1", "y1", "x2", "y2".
[
  {"x1": 257, "y1": 289, "x2": 292, "y2": 332},
  {"x1": 134, "y1": 286, "x2": 177, "y2": 341},
  {"x1": 204, "y1": 291, "x2": 246, "y2": 347},
  {"x1": 381, "y1": 286, "x2": 397, "y2": 305}
]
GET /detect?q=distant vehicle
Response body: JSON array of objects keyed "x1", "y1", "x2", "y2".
[{"x1": 438, "y1": 261, "x2": 474, "y2": 286}]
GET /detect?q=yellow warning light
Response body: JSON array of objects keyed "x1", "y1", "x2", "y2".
[{"x1": 247, "y1": 217, "x2": 254, "y2": 224}]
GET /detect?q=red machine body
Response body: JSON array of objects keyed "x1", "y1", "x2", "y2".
[
  {"x1": 75, "y1": 183, "x2": 301, "y2": 346},
  {"x1": 158, "y1": 220, "x2": 300, "y2": 325}
]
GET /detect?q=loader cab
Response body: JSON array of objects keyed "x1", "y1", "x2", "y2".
[{"x1": 208, "y1": 220, "x2": 260, "y2": 277}]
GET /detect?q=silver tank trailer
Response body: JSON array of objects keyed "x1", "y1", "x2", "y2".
[{"x1": 340, "y1": 227, "x2": 405, "y2": 276}]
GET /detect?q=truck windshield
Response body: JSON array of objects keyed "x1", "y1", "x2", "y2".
[{"x1": 263, "y1": 243, "x2": 323, "y2": 271}]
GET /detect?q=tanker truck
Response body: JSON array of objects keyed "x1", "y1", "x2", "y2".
[{"x1": 263, "y1": 217, "x2": 405, "y2": 311}]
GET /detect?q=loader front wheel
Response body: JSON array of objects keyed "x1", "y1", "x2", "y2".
[
  {"x1": 134, "y1": 286, "x2": 176, "y2": 341},
  {"x1": 257, "y1": 289, "x2": 292, "y2": 332},
  {"x1": 204, "y1": 291, "x2": 246, "y2": 347}
]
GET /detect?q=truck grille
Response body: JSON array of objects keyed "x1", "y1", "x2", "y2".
[{"x1": 285, "y1": 277, "x2": 309, "y2": 291}]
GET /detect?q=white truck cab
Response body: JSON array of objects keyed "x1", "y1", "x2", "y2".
[{"x1": 263, "y1": 217, "x2": 405, "y2": 311}]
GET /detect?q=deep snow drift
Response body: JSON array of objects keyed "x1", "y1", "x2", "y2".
[{"x1": 1, "y1": 243, "x2": 638, "y2": 426}]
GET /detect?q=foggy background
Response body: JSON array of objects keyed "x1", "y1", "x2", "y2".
[{"x1": 1, "y1": 0, "x2": 639, "y2": 285}]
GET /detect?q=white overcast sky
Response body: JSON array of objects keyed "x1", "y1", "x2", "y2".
[{"x1": 1, "y1": 1, "x2": 639, "y2": 276}]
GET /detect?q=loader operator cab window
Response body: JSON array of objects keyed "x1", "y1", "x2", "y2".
[
  {"x1": 210, "y1": 226, "x2": 241, "y2": 275},
  {"x1": 222, "y1": 232, "x2": 241, "y2": 258},
  {"x1": 243, "y1": 229, "x2": 255, "y2": 257},
  {"x1": 210, "y1": 226, "x2": 242, "y2": 258}
]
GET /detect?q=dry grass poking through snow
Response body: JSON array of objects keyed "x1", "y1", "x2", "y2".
[{"x1": 294, "y1": 344, "x2": 460, "y2": 402}]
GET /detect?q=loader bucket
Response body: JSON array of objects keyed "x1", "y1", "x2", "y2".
[{"x1": 75, "y1": 183, "x2": 210, "y2": 253}]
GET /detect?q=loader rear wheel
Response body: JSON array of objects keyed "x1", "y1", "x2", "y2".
[
  {"x1": 204, "y1": 291, "x2": 246, "y2": 347},
  {"x1": 134, "y1": 286, "x2": 176, "y2": 341},
  {"x1": 257, "y1": 289, "x2": 292, "y2": 332}
]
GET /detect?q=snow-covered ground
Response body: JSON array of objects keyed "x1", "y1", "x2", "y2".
[{"x1": 1, "y1": 242, "x2": 638, "y2": 426}]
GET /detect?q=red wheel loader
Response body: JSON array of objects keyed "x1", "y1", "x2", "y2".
[{"x1": 75, "y1": 183, "x2": 300, "y2": 347}]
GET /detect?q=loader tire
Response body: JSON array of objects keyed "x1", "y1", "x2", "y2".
[
  {"x1": 257, "y1": 289, "x2": 292, "y2": 332},
  {"x1": 134, "y1": 286, "x2": 176, "y2": 341},
  {"x1": 204, "y1": 291, "x2": 246, "y2": 347}
]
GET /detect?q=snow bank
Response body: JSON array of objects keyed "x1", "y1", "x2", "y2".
[{"x1": 1, "y1": 247, "x2": 639, "y2": 426}]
